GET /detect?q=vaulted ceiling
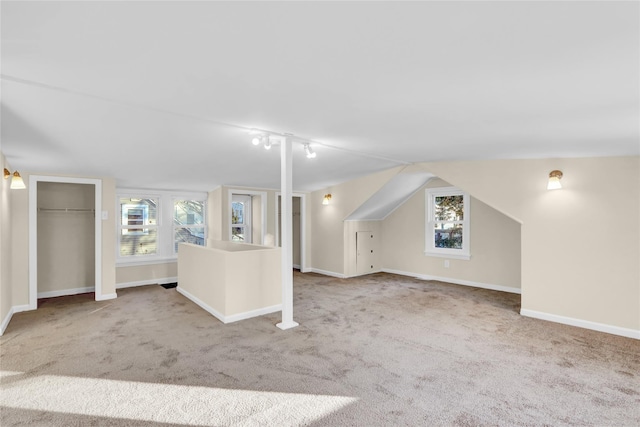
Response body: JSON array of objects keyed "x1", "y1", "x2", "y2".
[{"x1": 1, "y1": 1, "x2": 638, "y2": 192}]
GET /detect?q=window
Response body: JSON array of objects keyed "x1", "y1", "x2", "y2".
[
  {"x1": 425, "y1": 187, "x2": 470, "y2": 260},
  {"x1": 231, "y1": 195, "x2": 252, "y2": 242},
  {"x1": 174, "y1": 200, "x2": 205, "y2": 252},
  {"x1": 117, "y1": 190, "x2": 207, "y2": 264},
  {"x1": 122, "y1": 204, "x2": 149, "y2": 234},
  {"x1": 119, "y1": 198, "x2": 158, "y2": 256}
]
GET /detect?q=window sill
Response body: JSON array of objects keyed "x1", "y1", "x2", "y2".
[
  {"x1": 424, "y1": 251, "x2": 471, "y2": 261},
  {"x1": 116, "y1": 256, "x2": 178, "y2": 268}
]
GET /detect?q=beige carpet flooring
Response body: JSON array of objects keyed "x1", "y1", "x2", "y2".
[{"x1": 1, "y1": 272, "x2": 639, "y2": 426}]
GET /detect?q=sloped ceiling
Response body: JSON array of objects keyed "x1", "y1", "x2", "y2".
[
  {"x1": 346, "y1": 168, "x2": 434, "y2": 221},
  {"x1": 1, "y1": 2, "x2": 638, "y2": 192}
]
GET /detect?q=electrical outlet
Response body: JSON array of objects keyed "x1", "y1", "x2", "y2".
[{"x1": 444, "y1": 260, "x2": 450, "y2": 268}]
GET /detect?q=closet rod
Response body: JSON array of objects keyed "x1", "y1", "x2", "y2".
[{"x1": 38, "y1": 208, "x2": 95, "y2": 212}]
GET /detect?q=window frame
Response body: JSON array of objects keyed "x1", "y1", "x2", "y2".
[
  {"x1": 117, "y1": 195, "x2": 160, "y2": 260},
  {"x1": 425, "y1": 187, "x2": 471, "y2": 260},
  {"x1": 230, "y1": 194, "x2": 252, "y2": 243},
  {"x1": 116, "y1": 189, "x2": 207, "y2": 266},
  {"x1": 227, "y1": 189, "x2": 267, "y2": 245},
  {"x1": 172, "y1": 198, "x2": 207, "y2": 255}
]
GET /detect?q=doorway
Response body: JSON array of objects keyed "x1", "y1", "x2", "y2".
[
  {"x1": 276, "y1": 194, "x2": 305, "y2": 271},
  {"x1": 28, "y1": 175, "x2": 103, "y2": 309}
]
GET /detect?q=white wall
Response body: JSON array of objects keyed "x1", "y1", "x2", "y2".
[
  {"x1": 207, "y1": 186, "x2": 223, "y2": 242},
  {"x1": 8, "y1": 171, "x2": 117, "y2": 308},
  {"x1": 178, "y1": 242, "x2": 281, "y2": 322},
  {"x1": 418, "y1": 156, "x2": 640, "y2": 334},
  {"x1": 381, "y1": 178, "x2": 521, "y2": 291},
  {"x1": 310, "y1": 166, "x2": 403, "y2": 276},
  {"x1": 116, "y1": 263, "x2": 177, "y2": 287},
  {"x1": 1, "y1": 153, "x2": 15, "y2": 333},
  {"x1": 219, "y1": 187, "x2": 273, "y2": 243}
]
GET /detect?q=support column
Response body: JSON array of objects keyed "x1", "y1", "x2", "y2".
[{"x1": 277, "y1": 136, "x2": 299, "y2": 330}]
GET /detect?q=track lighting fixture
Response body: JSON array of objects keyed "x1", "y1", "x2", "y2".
[
  {"x1": 248, "y1": 130, "x2": 319, "y2": 159},
  {"x1": 304, "y1": 143, "x2": 316, "y2": 159},
  {"x1": 4, "y1": 168, "x2": 26, "y2": 189}
]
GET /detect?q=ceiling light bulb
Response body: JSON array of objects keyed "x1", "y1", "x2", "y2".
[
  {"x1": 264, "y1": 138, "x2": 272, "y2": 150},
  {"x1": 251, "y1": 137, "x2": 260, "y2": 146},
  {"x1": 304, "y1": 143, "x2": 316, "y2": 159}
]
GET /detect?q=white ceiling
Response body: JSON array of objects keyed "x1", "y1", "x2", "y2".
[{"x1": 1, "y1": 1, "x2": 638, "y2": 192}]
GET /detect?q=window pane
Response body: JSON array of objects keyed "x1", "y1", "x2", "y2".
[
  {"x1": 232, "y1": 202, "x2": 244, "y2": 225},
  {"x1": 174, "y1": 200, "x2": 204, "y2": 225},
  {"x1": 120, "y1": 198, "x2": 157, "y2": 227},
  {"x1": 120, "y1": 228, "x2": 157, "y2": 256},
  {"x1": 434, "y1": 223, "x2": 463, "y2": 249},
  {"x1": 231, "y1": 226, "x2": 245, "y2": 241},
  {"x1": 174, "y1": 227, "x2": 205, "y2": 252},
  {"x1": 434, "y1": 195, "x2": 464, "y2": 221}
]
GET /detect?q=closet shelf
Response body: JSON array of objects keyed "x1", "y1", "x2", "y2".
[{"x1": 38, "y1": 208, "x2": 95, "y2": 212}]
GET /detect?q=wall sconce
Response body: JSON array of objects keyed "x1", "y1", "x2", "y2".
[
  {"x1": 322, "y1": 194, "x2": 332, "y2": 205},
  {"x1": 547, "y1": 170, "x2": 563, "y2": 190},
  {"x1": 4, "y1": 168, "x2": 26, "y2": 189}
]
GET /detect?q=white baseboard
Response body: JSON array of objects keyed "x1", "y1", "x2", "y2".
[
  {"x1": 37, "y1": 287, "x2": 95, "y2": 299},
  {"x1": 521, "y1": 309, "x2": 640, "y2": 340},
  {"x1": 116, "y1": 276, "x2": 177, "y2": 289},
  {"x1": 382, "y1": 268, "x2": 521, "y2": 294},
  {"x1": 346, "y1": 269, "x2": 383, "y2": 279},
  {"x1": 176, "y1": 286, "x2": 281, "y2": 324},
  {"x1": 95, "y1": 293, "x2": 117, "y2": 301},
  {"x1": 1, "y1": 304, "x2": 31, "y2": 336},
  {"x1": 225, "y1": 304, "x2": 282, "y2": 323},
  {"x1": 307, "y1": 268, "x2": 347, "y2": 279},
  {"x1": 176, "y1": 286, "x2": 225, "y2": 322}
]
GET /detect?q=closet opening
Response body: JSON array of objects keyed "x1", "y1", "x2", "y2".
[{"x1": 28, "y1": 176, "x2": 103, "y2": 310}]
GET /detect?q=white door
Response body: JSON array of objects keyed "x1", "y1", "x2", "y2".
[{"x1": 356, "y1": 231, "x2": 376, "y2": 275}]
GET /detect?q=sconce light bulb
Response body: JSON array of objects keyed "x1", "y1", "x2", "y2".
[
  {"x1": 10, "y1": 171, "x2": 26, "y2": 190},
  {"x1": 547, "y1": 170, "x2": 563, "y2": 190}
]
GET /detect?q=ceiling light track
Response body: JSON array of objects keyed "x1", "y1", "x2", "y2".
[
  {"x1": 249, "y1": 130, "x2": 319, "y2": 158},
  {"x1": 2, "y1": 74, "x2": 410, "y2": 166}
]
